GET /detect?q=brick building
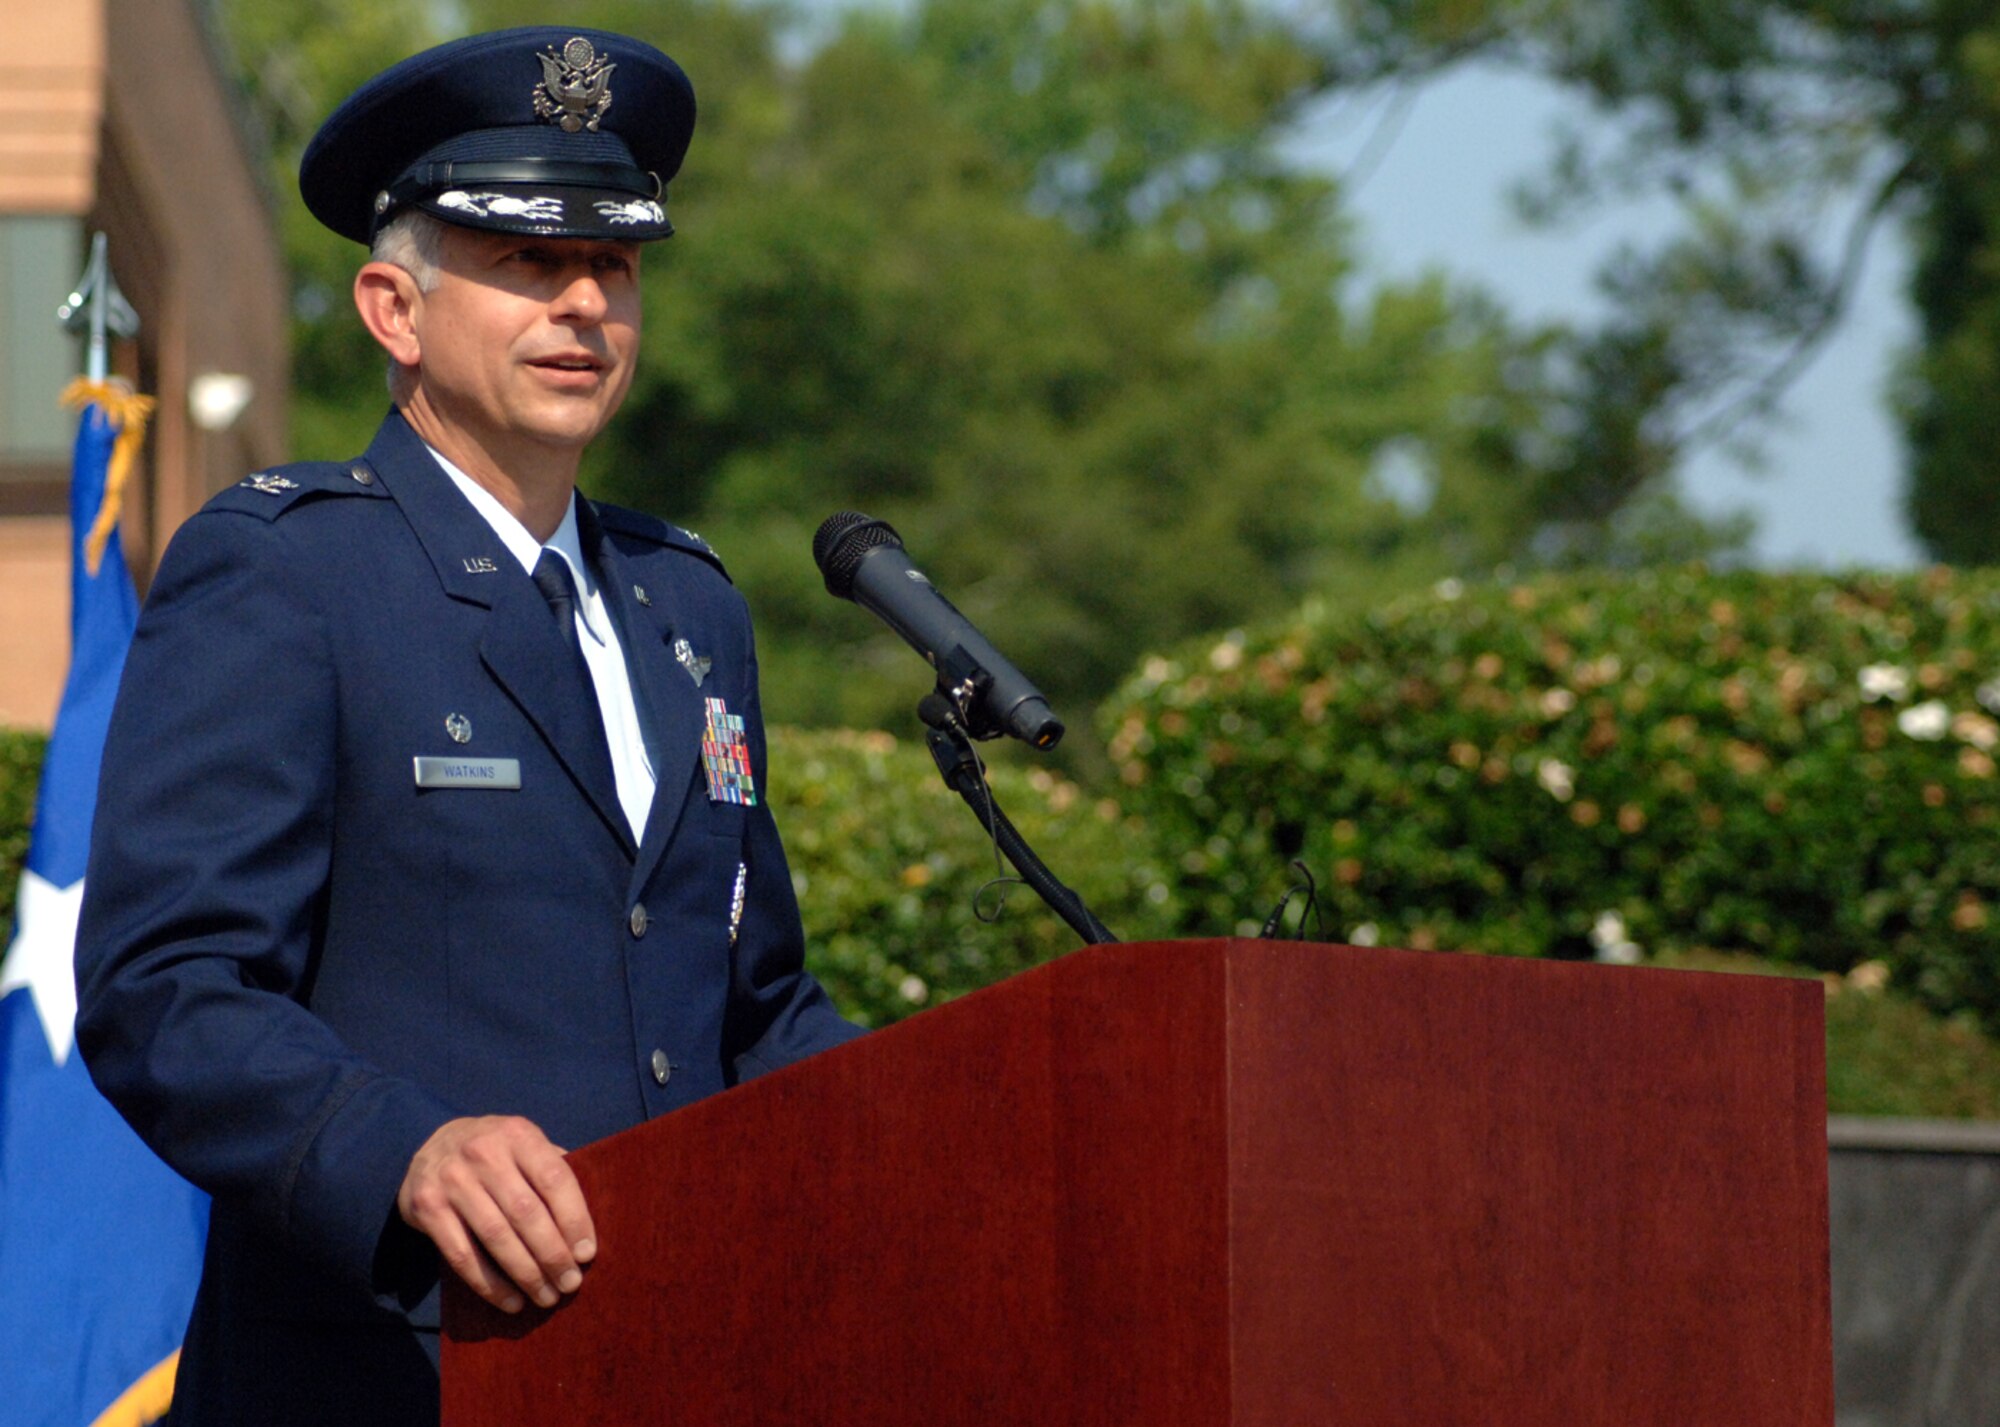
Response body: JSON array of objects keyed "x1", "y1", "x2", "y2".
[{"x1": 0, "y1": 0, "x2": 287, "y2": 728}]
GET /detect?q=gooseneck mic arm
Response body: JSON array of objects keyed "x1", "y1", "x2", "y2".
[{"x1": 917, "y1": 695, "x2": 1118, "y2": 946}]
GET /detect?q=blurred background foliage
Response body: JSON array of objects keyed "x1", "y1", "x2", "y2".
[
  {"x1": 212, "y1": 0, "x2": 1748, "y2": 743},
  {"x1": 183, "y1": 0, "x2": 2000, "y2": 1113},
  {"x1": 211, "y1": 0, "x2": 2000, "y2": 729},
  {"x1": 0, "y1": 731, "x2": 43, "y2": 936}
]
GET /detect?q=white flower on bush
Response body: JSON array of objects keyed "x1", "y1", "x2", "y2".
[
  {"x1": 1953, "y1": 711, "x2": 2000, "y2": 750},
  {"x1": 1589, "y1": 911, "x2": 1641, "y2": 965},
  {"x1": 1536, "y1": 758, "x2": 1576, "y2": 802},
  {"x1": 898, "y1": 974, "x2": 930, "y2": 1005},
  {"x1": 1209, "y1": 633, "x2": 1245, "y2": 672},
  {"x1": 1858, "y1": 664, "x2": 1910, "y2": 702},
  {"x1": 1349, "y1": 922, "x2": 1380, "y2": 947},
  {"x1": 1897, "y1": 700, "x2": 1950, "y2": 741},
  {"x1": 1979, "y1": 677, "x2": 2000, "y2": 715},
  {"x1": 1434, "y1": 577, "x2": 1464, "y2": 601},
  {"x1": 1847, "y1": 960, "x2": 1890, "y2": 994},
  {"x1": 1541, "y1": 688, "x2": 1577, "y2": 717}
]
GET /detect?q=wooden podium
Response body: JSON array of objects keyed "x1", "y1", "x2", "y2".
[{"x1": 442, "y1": 939, "x2": 1833, "y2": 1425}]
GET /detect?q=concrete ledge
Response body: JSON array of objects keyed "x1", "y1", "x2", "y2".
[{"x1": 1829, "y1": 1115, "x2": 2000, "y2": 1154}]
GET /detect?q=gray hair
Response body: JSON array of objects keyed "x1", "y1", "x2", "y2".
[
  {"x1": 370, "y1": 209, "x2": 446, "y2": 293},
  {"x1": 370, "y1": 210, "x2": 448, "y2": 396}
]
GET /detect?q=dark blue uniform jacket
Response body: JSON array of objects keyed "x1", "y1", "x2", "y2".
[{"x1": 73, "y1": 411, "x2": 861, "y2": 1423}]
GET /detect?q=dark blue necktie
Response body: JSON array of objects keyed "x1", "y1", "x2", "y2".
[
  {"x1": 532, "y1": 549, "x2": 588, "y2": 668},
  {"x1": 531, "y1": 548, "x2": 624, "y2": 824}
]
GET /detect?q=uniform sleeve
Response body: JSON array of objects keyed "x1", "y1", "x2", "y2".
[
  {"x1": 73, "y1": 509, "x2": 460, "y2": 1302},
  {"x1": 722, "y1": 636, "x2": 866, "y2": 1082}
]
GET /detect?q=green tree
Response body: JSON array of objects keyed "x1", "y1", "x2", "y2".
[
  {"x1": 216, "y1": 0, "x2": 1716, "y2": 740},
  {"x1": 603, "y1": 16, "x2": 1564, "y2": 731},
  {"x1": 211, "y1": 0, "x2": 448, "y2": 455}
]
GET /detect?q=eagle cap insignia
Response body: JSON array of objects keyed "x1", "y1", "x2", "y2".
[{"x1": 533, "y1": 37, "x2": 615, "y2": 133}]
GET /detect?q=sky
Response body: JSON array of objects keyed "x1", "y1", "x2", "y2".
[{"x1": 1280, "y1": 66, "x2": 1925, "y2": 570}]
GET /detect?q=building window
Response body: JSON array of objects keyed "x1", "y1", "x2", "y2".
[{"x1": 0, "y1": 216, "x2": 85, "y2": 491}]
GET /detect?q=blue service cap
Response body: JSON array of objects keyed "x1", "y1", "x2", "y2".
[{"x1": 300, "y1": 27, "x2": 695, "y2": 246}]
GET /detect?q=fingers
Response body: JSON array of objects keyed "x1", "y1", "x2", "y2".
[
  {"x1": 398, "y1": 1115, "x2": 597, "y2": 1313},
  {"x1": 421, "y1": 1203, "x2": 525, "y2": 1314},
  {"x1": 523, "y1": 1141, "x2": 598, "y2": 1270}
]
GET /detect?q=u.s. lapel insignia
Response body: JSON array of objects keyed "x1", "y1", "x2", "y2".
[
  {"x1": 461, "y1": 556, "x2": 500, "y2": 574},
  {"x1": 241, "y1": 472, "x2": 297, "y2": 495},
  {"x1": 534, "y1": 37, "x2": 615, "y2": 134},
  {"x1": 700, "y1": 697, "x2": 756, "y2": 806},
  {"x1": 674, "y1": 637, "x2": 711, "y2": 688}
]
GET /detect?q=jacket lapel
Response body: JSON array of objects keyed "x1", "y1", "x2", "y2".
[{"x1": 364, "y1": 412, "x2": 634, "y2": 856}]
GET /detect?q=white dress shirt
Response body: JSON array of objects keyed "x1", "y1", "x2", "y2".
[{"x1": 430, "y1": 447, "x2": 657, "y2": 841}]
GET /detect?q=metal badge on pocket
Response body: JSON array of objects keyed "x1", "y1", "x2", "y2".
[{"x1": 413, "y1": 756, "x2": 521, "y2": 789}]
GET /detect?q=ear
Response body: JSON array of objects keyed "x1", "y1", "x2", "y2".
[{"x1": 354, "y1": 261, "x2": 425, "y2": 371}]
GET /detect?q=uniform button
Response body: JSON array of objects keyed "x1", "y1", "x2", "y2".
[
  {"x1": 650, "y1": 1049, "x2": 671, "y2": 1085},
  {"x1": 348, "y1": 463, "x2": 374, "y2": 485},
  {"x1": 629, "y1": 903, "x2": 650, "y2": 937}
]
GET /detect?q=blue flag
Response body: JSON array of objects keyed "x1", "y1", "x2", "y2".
[{"x1": 0, "y1": 388, "x2": 208, "y2": 1427}]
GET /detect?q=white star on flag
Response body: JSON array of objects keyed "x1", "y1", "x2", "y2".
[{"x1": 0, "y1": 869, "x2": 84, "y2": 1063}]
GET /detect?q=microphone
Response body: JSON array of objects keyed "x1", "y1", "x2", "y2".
[{"x1": 813, "y1": 512, "x2": 1064, "y2": 749}]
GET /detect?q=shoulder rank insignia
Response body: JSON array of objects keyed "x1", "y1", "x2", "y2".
[
  {"x1": 700, "y1": 697, "x2": 756, "y2": 806},
  {"x1": 534, "y1": 37, "x2": 615, "y2": 134},
  {"x1": 241, "y1": 472, "x2": 299, "y2": 496}
]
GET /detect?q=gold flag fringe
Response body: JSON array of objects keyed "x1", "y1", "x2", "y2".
[
  {"x1": 86, "y1": 1348, "x2": 179, "y2": 1427},
  {"x1": 60, "y1": 377, "x2": 156, "y2": 577}
]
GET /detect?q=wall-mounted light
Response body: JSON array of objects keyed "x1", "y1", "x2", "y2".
[{"x1": 189, "y1": 372, "x2": 254, "y2": 432}]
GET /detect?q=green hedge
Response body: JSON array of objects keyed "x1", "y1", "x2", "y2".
[
  {"x1": 1101, "y1": 566, "x2": 2000, "y2": 1033},
  {"x1": 0, "y1": 730, "x2": 45, "y2": 931}
]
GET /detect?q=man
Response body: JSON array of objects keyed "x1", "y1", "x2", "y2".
[{"x1": 73, "y1": 27, "x2": 861, "y2": 1424}]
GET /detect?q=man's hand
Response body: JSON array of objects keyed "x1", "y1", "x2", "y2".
[{"x1": 397, "y1": 1115, "x2": 598, "y2": 1314}]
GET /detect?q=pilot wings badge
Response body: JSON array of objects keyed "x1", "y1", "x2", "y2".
[
  {"x1": 674, "y1": 638, "x2": 711, "y2": 688},
  {"x1": 534, "y1": 37, "x2": 615, "y2": 134}
]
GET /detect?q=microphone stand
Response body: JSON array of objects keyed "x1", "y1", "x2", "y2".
[{"x1": 917, "y1": 692, "x2": 1118, "y2": 947}]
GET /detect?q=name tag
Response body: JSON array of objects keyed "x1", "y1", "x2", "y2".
[{"x1": 413, "y1": 756, "x2": 521, "y2": 789}]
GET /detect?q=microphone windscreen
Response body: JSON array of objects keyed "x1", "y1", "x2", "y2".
[{"x1": 813, "y1": 511, "x2": 905, "y2": 599}]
